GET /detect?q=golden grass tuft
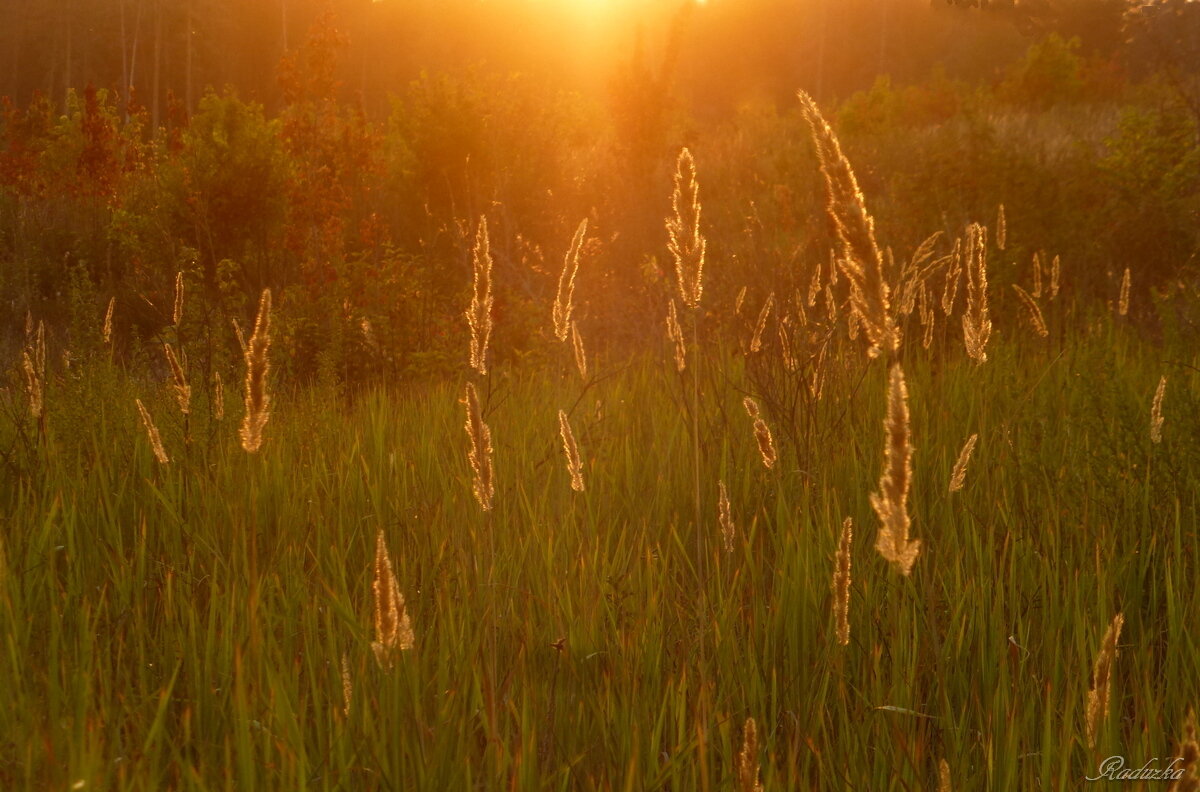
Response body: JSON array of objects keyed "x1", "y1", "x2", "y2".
[
  {"x1": 743, "y1": 397, "x2": 777, "y2": 470},
  {"x1": 666, "y1": 148, "x2": 706, "y2": 308},
  {"x1": 371, "y1": 529, "x2": 414, "y2": 669},
  {"x1": 1151, "y1": 375, "x2": 1166, "y2": 444},
  {"x1": 737, "y1": 717, "x2": 764, "y2": 792},
  {"x1": 558, "y1": 409, "x2": 585, "y2": 493},
  {"x1": 1012, "y1": 285, "x2": 1049, "y2": 338},
  {"x1": 173, "y1": 271, "x2": 184, "y2": 326},
  {"x1": 464, "y1": 382, "x2": 495, "y2": 512},
  {"x1": 468, "y1": 215, "x2": 494, "y2": 375},
  {"x1": 239, "y1": 289, "x2": 272, "y2": 454},
  {"x1": 102, "y1": 297, "x2": 115, "y2": 345},
  {"x1": 749, "y1": 293, "x2": 774, "y2": 353},
  {"x1": 948, "y1": 433, "x2": 979, "y2": 493},
  {"x1": 718, "y1": 480, "x2": 735, "y2": 552},
  {"x1": 163, "y1": 343, "x2": 192, "y2": 416},
  {"x1": 832, "y1": 516, "x2": 853, "y2": 646},
  {"x1": 1118, "y1": 267, "x2": 1131, "y2": 316},
  {"x1": 797, "y1": 90, "x2": 895, "y2": 358},
  {"x1": 553, "y1": 218, "x2": 588, "y2": 341},
  {"x1": 135, "y1": 398, "x2": 170, "y2": 465},
  {"x1": 1085, "y1": 611, "x2": 1124, "y2": 749},
  {"x1": 871, "y1": 363, "x2": 920, "y2": 575},
  {"x1": 961, "y1": 223, "x2": 992, "y2": 363},
  {"x1": 571, "y1": 321, "x2": 588, "y2": 381}
]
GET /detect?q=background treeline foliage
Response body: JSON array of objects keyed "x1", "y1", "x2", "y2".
[{"x1": 1, "y1": 0, "x2": 1199, "y2": 384}]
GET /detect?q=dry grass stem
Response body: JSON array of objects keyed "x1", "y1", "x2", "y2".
[
  {"x1": 1085, "y1": 611, "x2": 1124, "y2": 748},
  {"x1": 468, "y1": 215, "x2": 494, "y2": 375},
  {"x1": 1151, "y1": 375, "x2": 1166, "y2": 444},
  {"x1": 872, "y1": 364, "x2": 920, "y2": 575},
  {"x1": 666, "y1": 148, "x2": 706, "y2": 308},
  {"x1": 371, "y1": 529, "x2": 414, "y2": 669},
  {"x1": 948, "y1": 433, "x2": 979, "y2": 493},
  {"x1": 797, "y1": 90, "x2": 895, "y2": 357},
  {"x1": 163, "y1": 343, "x2": 192, "y2": 416},
  {"x1": 553, "y1": 218, "x2": 587, "y2": 341},
  {"x1": 1118, "y1": 267, "x2": 1131, "y2": 316},
  {"x1": 962, "y1": 223, "x2": 992, "y2": 363},
  {"x1": 750, "y1": 293, "x2": 774, "y2": 353},
  {"x1": 737, "y1": 717, "x2": 764, "y2": 792},
  {"x1": 666, "y1": 299, "x2": 687, "y2": 372},
  {"x1": 239, "y1": 289, "x2": 272, "y2": 453},
  {"x1": 832, "y1": 517, "x2": 853, "y2": 646},
  {"x1": 135, "y1": 398, "x2": 170, "y2": 465},
  {"x1": 558, "y1": 409, "x2": 585, "y2": 492},
  {"x1": 464, "y1": 382, "x2": 495, "y2": 511},
  {"x1": 718, "y1": 480, "x2": 735, "y2": 552},
  {"x1": 1012, "y1": 285, "x2": 1049, "y2": 338}
]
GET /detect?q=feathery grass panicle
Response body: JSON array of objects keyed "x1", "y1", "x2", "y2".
[
  {"x1": 468, "y1": 215, "x2": 494, "y2": 375},
  {"x1": 163, "y1": 343, "x2": 191, "y2": 415},
  {"x1": 778, "y1": 317, "x2": 797, "y2": 371},
  {"x1": 666, "y1": 147, "x2": 706, "y2": 308},
  {"x1": 961, "y1": 223, "x2": 992, "y2": 363},
  {"x1": 1086, "y1": 611, "x2": 1124, "y2": 748},
  {"x1": 750, "y1": 293, "x2": 774, "y2": 353},
  {"x1": 1172, "y1": 709, "x2": 1199, "y2": 792},
  {"x1": 135, "y1": 398, "x2": 170, "y2": 465},
  {"x1": 571, "y1": 322, "x2": 588, "y2": 380},
  {"x1": 919, "y1": 283, "x2": 935, "y2": 350},
  {"x1": 939, "y1": 758, "x2": 952, "y2": 792},
  {"x1": 1118, "y1": 267, "x2": 1131, "y2": 316},
  {"x1": 737, "y1": 717, "x2": 764, "y2": 792},
  {"x1": 371, "y1": 529, "x2": 414, "y2": 669},
  {"x1": 996, "y1": 203, "x2": 1006, "y2": 251},
  {"x1": 553, "y1": 218, "x2": 587, "y2": 341},
  {"x1": 743, "y1": 397, "x2": 777, "y2": 470},
  {"x1": 949, "y1": 434, "x2": 979, "y2": 493},
  {"x1": 213, "y1": 372, "x2": 225, "y2": 421},
  {"x1": 1032, "y1": 251, "x2": 1043, "y2": 299},
  {"x1": 808, "y1": 260, "x2": 823, "y2": 306},
  {"x1": 872, "y1": 364, "x2": 920, "y2": 575},
  {"x1": 797, "y1": 90, "x2": 895, "y2": 357},
  {"x1": 718, "y1": 480, "x2": 735, "y2": 552},
  {"x1": 1049, "y1": 255, "x2": 1061, "y2": 300},
  {"x1": 1012, "y1": 285, "x2": 1049, "y2": 338},
  {"x1": 464, "y1": 382, "x2": 495, "y2": 511},
  {"x1": 558, "y1": 409, "x2": 585, "y2": 492},
  {"x1": 1151, "y1": 375, "x2": 1167, "y2": 444},
  {"x1": 239, "y1": 289, "x2": 272, "y2": 454},
  {"x1": 172, "y1": 271, "x2": 184, "y2": 326},
  {"x1": 102, "y1": 297, "x2": 115, "y2": 345},
  {"x1": 666, "y1": 299, "x2": 687, "y2": 372},
  {"x1": 340, "y1": 654, "x2": 352, "y2": 718},
  {"x1": 734, "y1": 285, "x2": 747, "y2": 315},
  {"x1": 832, "y1": 517, "x2": 853, "y2": 646}
]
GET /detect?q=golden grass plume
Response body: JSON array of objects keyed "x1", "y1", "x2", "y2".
[
  {"x1": 571, "y1": 322, "x2": 588, "y2": 381},
  {"x1": 468, "y1": 215, "x2": 494, "y2": 375},
  {"x1": 871, "y1": 364, "x2": 920, "y2": 575},
  {"x1": 666, "y1": 148, "x2": 706, "y2": 308},
  {"x1": 737, "y1": 717, "x2": 764, "y2": 792},
  {"x1": 102, "y1": 297, "x2": 115, "y2": 345},
  {"x1": 961, "y1": 223, "x2": 992, "y2": 363},
  {"x1": 1118, "y1": 267, "x2": 1131, "y2": 317},
  {"x1": 21, "y1": 319, "x2": 46, "y2": 421},
  {"x1": 666, "y1": 299, "x2": 687, "y2": 372},
  {"x1": 743, "y1": 396, "x2": 777, "y2": 470},
  {"x1": 558, "y1": 409, "x2": 585, "y2": 493},
  {"x1": 553, "y1": 218, "x2": 587, "y2": 341},
  {"x1": 464, "y1": 382, "x2": 495, "y2": 511},
  {"x1": 749, "y1": 293, "x2": 774, "y2": 353},
  {"x1": 239, "y1": 289, "x2": 272, "y2": 454},
  {"x1": 1012, "y1": 285, "x2": 1049, "y2": 338},
  {"x1": 1171, "y1": 708, "x2": 1198, "y2": 792},
  {"x1": 1085, "y1": 611, "x2": 1124, "y2": 749},
  {"x1": 832, "y1": 516, "x2": 853, "y2": 646},
  {"x1": 1151, "y1": 375, "x2": 1166, "y2": 445},
  {"x1": 371, "y1": 529, "x2": 414, "y2": 669},
  {"x1": 163, "y1": 343, "x2": 191, "y2": 416},
  {"x1": 718, "y1": 480, "x2": 735, "y2": 552},
  {"x1": 135, "y1": 398, "x2": 170, "y2": 465},
  {"x1": 948, "y1": 433, "x2": 979, "y2": 493}
]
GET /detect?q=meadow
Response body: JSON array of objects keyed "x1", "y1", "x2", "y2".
[{"x1": 2, "y1": 95, "x2": 1199, "y2": 792}]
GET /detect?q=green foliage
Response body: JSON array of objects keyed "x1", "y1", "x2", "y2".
[{"x1": 999, "y1": 34, "x2": 1085, "y2": 108}]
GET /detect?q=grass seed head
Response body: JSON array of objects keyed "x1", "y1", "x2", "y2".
[
  {"x1": 872, "y1": 363, "x2": 920, "y2": 575},
  {"x1": 1085, "y1": 611, "x2": 1124, "y2": 749},
  {"x1": 833, "y1": 516, "x2": 853, "y2": 646},
  {"x1": 468, "y1": 215, "x2": 494, "y2": 375},
  {"x1": 464, "y1": 382, "x2": 495, "y2": 511},
  {"x1": 239, "y1": 289, "x2": 272, "y2": 453},
  {"x1": 666, "y1": 147, "x2": 706, "y2": 308},
  {"x1": 135, "y1": 398, "x2": 170, "y2": 465},
  {"x1": 558, "y1": 409, "x2": 585, "y2": 492},
  {"x1": 553, "y1": 218, "x2": 588, "y2": 341},
  {"x1": 1151, "y1": 375, "x2": 1167, "y2": 444},
  {"x1": 371, "y1": 529, "x2": 414, "y2": 669}
]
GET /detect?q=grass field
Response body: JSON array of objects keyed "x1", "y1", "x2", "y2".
[{"x1": 2, "y1": 294, "x2": 1198, "y2": 789}]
